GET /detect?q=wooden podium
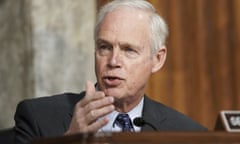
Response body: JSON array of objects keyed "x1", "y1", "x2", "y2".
[{"x1": 33, "y1": 132, "x2": 240, "y2": 144}]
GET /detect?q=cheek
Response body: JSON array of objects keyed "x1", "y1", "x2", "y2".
[
  {"x1": 128, "y1": 60, "x2": 152, "y2": 84},
  {"x1": 95, "y1": 57, "x2": 103, "y2": 76},
  {"x1": 95, "y1": 56, "x2": 105, "y2": 69}
]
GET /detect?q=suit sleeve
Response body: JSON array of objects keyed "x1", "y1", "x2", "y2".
[{"x1": 14, "y1": 100, "x2": 40, "y2": 144}]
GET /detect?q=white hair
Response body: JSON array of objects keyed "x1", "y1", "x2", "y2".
[{"x1": 94, "y1": 0, "x2": 168, "y2": 53}]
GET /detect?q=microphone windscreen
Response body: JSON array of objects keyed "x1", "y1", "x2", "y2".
[{"x1": 133, "y1": 117, "x2": 145, "y2": 127}]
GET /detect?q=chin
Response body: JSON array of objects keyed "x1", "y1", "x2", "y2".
[{"x1": 104, "y1": 89, "x2": 123, "y2": 98}]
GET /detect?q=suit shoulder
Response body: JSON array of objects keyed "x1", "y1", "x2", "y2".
[
  {"x1": 18, "y1": 92, "x2": 84, "y2": 107},
  {"x1": 14, "y1": 92, "x2": 85, "y2": 140},
  {"x1": 144, "y1": 96, "x2": 207, "y2": 131},
  {"x1": 15, "y1": 92, "x2": 85, "y2": 118}
]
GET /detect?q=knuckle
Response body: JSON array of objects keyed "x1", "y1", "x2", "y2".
[
  {"x1": 89, "y1": 110, "x2": 96, "y2": 117},
  {"x1": 84, "y1": 104, "x2": 92, "y2": 113},
  {"x1": 87, "y1": 102, "x2": 94, "y2": 110},
  {"x1": 96, "y1": 91, "x2": 105, "y2": 97}
]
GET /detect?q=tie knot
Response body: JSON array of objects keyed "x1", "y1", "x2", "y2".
[{"x1": 114, "y1": 113, "x2": 134, "y2": 132}]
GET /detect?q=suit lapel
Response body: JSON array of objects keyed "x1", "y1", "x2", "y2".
[{"x1": 141, "y1": 96, "x2": 166, "y2": 131}]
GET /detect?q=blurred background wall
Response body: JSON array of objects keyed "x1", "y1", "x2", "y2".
[
  {"x1": 0, "y1": 0, "x2": 96, "y2": 129},
  {"x1": 144, "y1": 0, "x2": 240, "y2": 130},
  {"x1": 0, "y1": 0, "x2": 240, "y2": 130}
]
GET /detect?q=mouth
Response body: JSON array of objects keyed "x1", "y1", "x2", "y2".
[
  {"x1": 102, "y1": 76, "x2": 124, "y2": 86},
  {"x1": 104, "y1": 76, "x2": 123, "y2": 80}
]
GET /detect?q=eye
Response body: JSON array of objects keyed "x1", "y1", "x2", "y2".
[
  {"x1": 98, "y1": 43, "x2": 111, "y2": 50},
  {"x1": 124, "y1": 47, "x2": 139, "y2": 58},
  {"x1": 96, "y1": 42, "x2": 112, "y2": 56},
  {"x1": 125, "y1": 47, "x2": 135, "y2": 52}
]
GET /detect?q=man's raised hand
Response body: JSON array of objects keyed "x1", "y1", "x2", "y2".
[{"x1": 65, "y1": 81, "x2": 114, "y2": 135}]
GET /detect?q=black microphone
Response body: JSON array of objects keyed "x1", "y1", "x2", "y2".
[{"x1": 133, "y1": 117, "x2": 157, "y2": 131}]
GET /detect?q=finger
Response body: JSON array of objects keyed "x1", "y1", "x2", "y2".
[
  {"x1": 87, "y1": 118, "x2": 109, "y2": 132},
  {"x1": 69, "y1": 104, "x2": 114, "y2": 133},
  {"x1": 84, "y1": 96, "x2": 114, "y2": 114},
  {"x1": 85, "y1": 81, "x2": 96, "y2": 98},
  {"x1": 80, "y1": 81, "x2": 104, "y2": 106},
  {"x1": 85, "y1": 104, "x2": 115, "y2": 124}
]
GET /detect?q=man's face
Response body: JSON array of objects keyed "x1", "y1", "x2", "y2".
[{"x1": 95, "y1": 8, "x2": 157, "y2": 105}]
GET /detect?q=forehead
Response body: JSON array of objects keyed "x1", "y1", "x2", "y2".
[{"x1": 97, "y1": 7, "x2": 151, "y2": 47}]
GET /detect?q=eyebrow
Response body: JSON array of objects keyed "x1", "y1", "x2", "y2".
[
  {"x1": 96, "y1": 38, "x2": 140, "y2": 49},
  {"x1": 96, "y1": 38, "x2": 114, "y2": 47},
  {"x1": 96, "y1": 38, "x2": 108, "y2": 44}
]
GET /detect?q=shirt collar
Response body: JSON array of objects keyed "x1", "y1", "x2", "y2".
[{"x1": 98, "y1": 97, "x2": 144, "y2": 132}]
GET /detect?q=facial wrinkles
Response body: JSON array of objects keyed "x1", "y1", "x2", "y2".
[{"x1": 96, "y1": 8, "x2": 153, "y2": 105}]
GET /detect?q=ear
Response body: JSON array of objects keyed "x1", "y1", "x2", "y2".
[{"x1": 151, "y1": 46, "x2": 167, "y2": 73}]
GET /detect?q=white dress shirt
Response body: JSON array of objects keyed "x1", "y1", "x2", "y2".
[{"x1": 98, "y1": 97, "x2": 144, "y2": 132}]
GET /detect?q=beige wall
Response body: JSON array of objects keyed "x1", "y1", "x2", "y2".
[{"x1": 0, "y1": 0, "x2": 96, "y2": 129}]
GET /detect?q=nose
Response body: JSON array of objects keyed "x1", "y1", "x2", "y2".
[{"x1": 108, "y1": 48, "x2": 122, "y2": 68}]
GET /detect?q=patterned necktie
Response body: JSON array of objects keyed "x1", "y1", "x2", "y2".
[{"x1": 113, "y1": 113, "x2": 135, "y2": 132}]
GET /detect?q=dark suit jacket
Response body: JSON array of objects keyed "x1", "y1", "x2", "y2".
[{"x1": 14, "y1": 92, "x2": 207, "y2": 144}]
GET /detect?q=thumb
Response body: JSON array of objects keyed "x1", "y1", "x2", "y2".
[{"x1": 85, "y1": 81, "x2": 96, "y2": 97}]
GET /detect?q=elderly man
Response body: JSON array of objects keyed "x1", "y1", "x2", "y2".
[{"x1": 14, "y1": 0, "x2": 207, "y2": 143}]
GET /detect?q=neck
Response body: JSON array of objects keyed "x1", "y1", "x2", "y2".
[{"x1": 114, "y1": 95, "x2": 143, "y2": 113}]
